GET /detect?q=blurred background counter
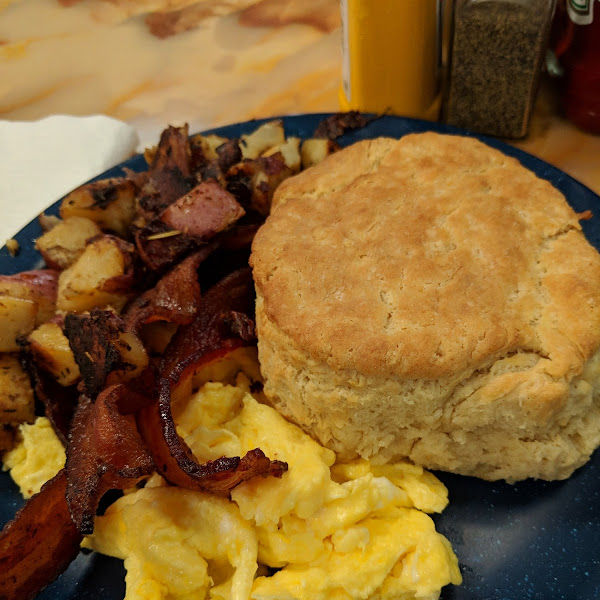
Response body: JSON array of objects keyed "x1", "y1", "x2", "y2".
[{"x1": 1, "y1": 0, "x2": 599, "y2": 195}]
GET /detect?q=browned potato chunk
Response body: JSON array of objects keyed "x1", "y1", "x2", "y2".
[
  {"x1": 57, "y1": 236, "x2": 135, "y2": 313},
  {"x1": 106, "y1": 331, "x2": 149, "y2": 386},
  {"x1": 59, "y1": 177, "x2": 137, "y2": 237},
  {"x1": 226, "y1": 153, "x2": 293, "y2": 216},
  {"x1": 35, "y1": 217, "x2": 102, "y2": 270},
  {"x1": 38, "y1": 212, "x2": 61, "y2": 232},
  {"x1": 28, "y1": 322, "x2": 81, "y2": 386},
  {"x1": 240, "y1": 120, "x2": 285, "y2": 159},
  {"x1": 0, "y1": 270, "x2": 58, "y2": 326},
  {"x1": 0, "y1": 296, "x2": 37, "y2": 352},
  {"x1": 0, "y1": 354, "x2": 34, "y2": 425},
  {"x1": 263, "y1": 137, "x2": 301, "y2": 172},
  {"x1": 0, "y1": 271, "x2": 59, "y2": 352},
  {"x1": 5, "y1": 239, "x2": 19, "y2": 257},
  {"x1": 300, "y1": 138, "x2": 339, "y2": 169},
  {"x1": 190, "y1": 133, "x2": 229, "y2": 161}
]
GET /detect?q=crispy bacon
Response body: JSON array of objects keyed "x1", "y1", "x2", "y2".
[
  {"x1": 134, "y1": 218, "x2": 197, "y2": 272},
  {"x1": 28, "y1": 361, "x2": 78, "y2": 447},
  {"x1": 160, "y1": 181, "x2": 245, "y2": 238},
  {"x1": 190, "y1": 138, "x2": 242, "y2": 182},
  {"x1": 137, "y1": 268, "x2": 287, "y2": 491},
  {"x1": 216, "y1": 139, "x2": 243, "y2": 172},
  {"x1": 136, "y1": 126, "x2": 195, "y2": 219},
  {"x1": 139, "y1": 382, "x2": 286, "y2": 493},
  {"x1": 313, "y1": 110, "x2": 372, "y2": 139},
  {"x1": 65, "y1": 385, "x2": 155, "y2": 534},
  {"x1": 64, "y1": 310, "x2": 131, "y2": 398},
  {"x1": 137, "y1": 170, "x2": 194, "y2": 220},
  {"x1": 218, "y1": 221, "x2": 262, "y2": 251},
  {"x1": 123, "y1": 247, "x2": 213, "y2": 333},
  {"x1": 150, "y1": 125, "x2": 192, "y2": 177},
  {"x1": 225, "y1": 153, "x2": 292, "y2": 216},
  {"x1": 160, "y1": 268, "x2": 256, "y2": 383},
  {"x1": 0, "y1": 470, "x2": 82, "y2": 600},
  {"x1": 0, "y1": 123, "x2": 299, "y2": 599}
]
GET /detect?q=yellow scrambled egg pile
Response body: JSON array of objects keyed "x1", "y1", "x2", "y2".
[
  {"x1": 3, "y1": 373, "x2": 461, "y2": 600},
  {"x1": 3, "y1": 416, "x2": 65, "y2": 498}
]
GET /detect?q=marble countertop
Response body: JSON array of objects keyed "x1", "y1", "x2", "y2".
[{"x1": 1, "y1": 0, "x2": 599, "y2": 194}]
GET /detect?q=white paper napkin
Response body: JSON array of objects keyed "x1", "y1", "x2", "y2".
[{"x1": 0, "y1": 115, "x2": 139, "y2": 245}]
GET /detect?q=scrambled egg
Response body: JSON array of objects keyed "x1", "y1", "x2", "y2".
[
  {"x1": 3, "y1": 373, "x2": 461, "y2": 600},
  {"x1": 2, "y1": 416, "x2": 65, "y2": 498}
]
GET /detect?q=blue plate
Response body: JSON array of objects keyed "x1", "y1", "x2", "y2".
[{"x1": 2, "y1": 114, "x2": 600, "y2": 600}]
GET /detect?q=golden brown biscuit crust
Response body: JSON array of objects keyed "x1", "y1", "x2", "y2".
[{"x1": 250, "y1": 134, "x2": 600, "y2": 481}]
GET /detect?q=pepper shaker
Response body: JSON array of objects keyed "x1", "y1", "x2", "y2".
[{"x1": 445, "y1": 0, "x2": 556, "y2": 138}]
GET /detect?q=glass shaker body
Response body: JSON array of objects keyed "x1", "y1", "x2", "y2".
[{"x1": 445, "y1": 0, "x2": 556, "y2": 138}]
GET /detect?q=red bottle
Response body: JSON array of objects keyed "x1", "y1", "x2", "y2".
[{"x1": 556, "y1": 0, "x2": 600, "y2": 134}]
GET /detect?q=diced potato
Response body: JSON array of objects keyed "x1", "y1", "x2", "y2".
[
  {"x1": 35, "y1": 216, "x2": 102, "y2": 270},
  {"x1": 60, "y1": 178, "x2": 137, "y2": 237},
  {"x1": 28, "y1": 322, "x2": 80, "y2": 386},
  {"x1": 263, "y1": 137, "x2": 301, "y2": 172},
  {"x1": 57, "y1": 236, "x2": 134, "y2": 313},
  {"x1": 38, "y1": 212, "x2": 62, "y2": 232},
  {"x1": 0, "y1": 271, "x2": 58, "y2": 326},
  {"x1": 143, "y1": 144, "x2": 157, "y2": 165},
  {"x1": 300, "y1": 138, "x2": 338, "y2": 169},
  {"x1": 0, "y1": 280, "x2": 33, "y2": 299},
  {"x1": 0, "y1": 354, "x2": 34, "y2": 425},
  {"x1": 226, "y1": 153, "x2": 292, "y2": 216},
  {"x1": 5, "y1": 239, "x2": 19, "y2": 257},
  {"x1": 240, "y1": 120, "x2": 285, "y2": 159},
  {"x1": 191, "y1": 133, "x2": 230, "y2": 161},
  {"x1": 0, "y1": 296, "x2": 37, "y2": 352},
  {"x1": 106, "y1": 331, "x2": 149, "y2": 386}
]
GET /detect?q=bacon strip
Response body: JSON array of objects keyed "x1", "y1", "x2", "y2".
[
  {"x1": 190, "y1": 138, "x2": 243, "y2": 186},
  {"x1": 64, "y1": 310, "x2": 129, "y2": 398},
  {"x1": 135, "y1": 219, "x2": 197, "y2": 272},
  {"x1": 313, "y1": 110, "x2": 373, "y2": 139},
  {"x1": 28, "y1": 360, "x2": 78, "y2": 447},
  {"x1": 225, "y1": 153, "x2": 292, "y2": 216},
  {"x1": 160, "y1": 267, "x2": 256, "y2": 383},
  {"x1": 65, "y1": 385, "x2": 155, "y2": 534},
  {"x1": 136, "y1": 125, "x2": 194, "y2": 220},
  {"x1": 139, "y1": 379, "x2": 287, "y2": 493},
  {"x1": 138, "y1": 268, "x2": 287, "y2": 491},
  {"x1": 0, "y1": 470, "x2": 82, "y2": 600},
  {"x1": 123, "y1": 247, "x2": 213, "y2": 333}
]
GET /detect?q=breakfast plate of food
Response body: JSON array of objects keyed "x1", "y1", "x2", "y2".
[{"x1": 1, "y1": 113, "x2": 599, "y2": 600}]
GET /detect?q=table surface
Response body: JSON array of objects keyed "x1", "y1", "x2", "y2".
[{"x1": 1, "y1": 0, "x2": 599, "y2": 195}]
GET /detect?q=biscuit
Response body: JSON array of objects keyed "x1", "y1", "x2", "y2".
[{"x1": 250, "y1": 133, "x2": 600, "y2": 482}]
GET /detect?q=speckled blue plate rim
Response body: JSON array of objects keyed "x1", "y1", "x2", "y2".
[{"x1": 1, "y1": 113, "x2": 599, "y2": 600}]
